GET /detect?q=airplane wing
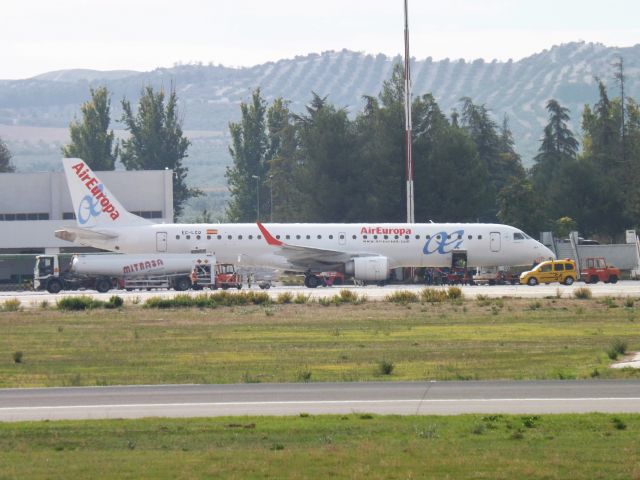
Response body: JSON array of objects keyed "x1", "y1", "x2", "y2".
[
  {"x1": 55, "y1": 227, "x2": 119, "y2": 243},
  {"x1": 256, "y1": 222, "x2": 374, "y2": 271}
]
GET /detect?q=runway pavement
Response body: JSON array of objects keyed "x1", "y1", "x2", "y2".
[
  {"x1": 2, "y1": 281, "x2": 640, "y2": 308},
  {"x1": 1, "y1": 380, "x2": 639, "y2": 421}
]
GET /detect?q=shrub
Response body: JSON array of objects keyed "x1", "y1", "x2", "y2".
[
  {"x1": 2, "y1": 298, "x2": 21, "y2": 312},
  {"x1": 104, "y1": 295, "x2": 124, "y2": 309},
  {"x1": 144, "y1": 296, "x2": 175, "y2": 309},
  {"x1": 385, "y1": 290, "x2": 419, "y2": 303},
  {"x1": 624, "y1": 297, "x2": 635, "y2": 308},
  {"x1": 607, "y1": 338, "x2": 628, "y2": 360},
  {"x1": 318, "y1": 297, "x2": 332, "y2": 307},
  {"x1": 612, "y1": 417, "x2": 627, "y2": 430},
  {"x1": 277, "y1": 292, "x2": 294, "y2": 304},
  {"x1": 297, "y1": 369, "x2": 312, "y2": 382},
  {"x1": 447, "y1": 286, "x2": 463, "y2": 300},
  {"x1": 57, "y1": 296, "x2": 103, "y2": 311},
  {"x1": 573, "y1": 287, "x2": 592, "y2": 300},
  {"x1": 293, "y1": 293, "x2": 311, "y2": 304},
  {"x1": 420, "y1": 288, "x2": 447, "y2": 303},
  {"x1": 378, "y1": 359, "x2": 395, "y2": 375},
  {"x1": 528, "y1": 300, "x2": 542, "y2": 310},
  {"x1": 337, "y1": 289, "x2": 362, "y2": 304},
  {"x1": 13, "y1": 351, "x2": 23, "y2": 363}
]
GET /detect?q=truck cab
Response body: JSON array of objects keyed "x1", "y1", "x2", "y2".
[{"x1": 34, "y1": 255, "x2": 58, "y2": 292}]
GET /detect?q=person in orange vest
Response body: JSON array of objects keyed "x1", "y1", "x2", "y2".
[{"x1": 190, "y1": 267, "x2": 198, "y2": 286}]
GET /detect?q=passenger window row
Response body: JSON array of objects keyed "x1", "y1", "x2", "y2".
[{"x1": 173, "y1": 233, "x2": 486, "y2": 241}]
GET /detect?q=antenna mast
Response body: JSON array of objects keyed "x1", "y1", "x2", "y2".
[{"x1": 403, "y1": 0, "x2": 415, "y2": 223}]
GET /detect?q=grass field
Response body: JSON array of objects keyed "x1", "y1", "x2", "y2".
[
  {"x1": 1, "y1": 297, "x2": 639, "y2": 387},
  {"x1": 0, "y1": 414, "x2": 638, "y2": 479}
]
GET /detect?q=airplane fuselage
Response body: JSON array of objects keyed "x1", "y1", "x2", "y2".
[{"x1": 82, "y1": 222, "x2": 552, "y2": 272}]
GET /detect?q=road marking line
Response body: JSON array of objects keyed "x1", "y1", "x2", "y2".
[{"x1": 2, "y1": 397, "x2": 639, "y2": 411}]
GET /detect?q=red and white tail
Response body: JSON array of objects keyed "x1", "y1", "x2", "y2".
[{"x1": 62, "y1": 158, "x2": 151, "y2": 228}]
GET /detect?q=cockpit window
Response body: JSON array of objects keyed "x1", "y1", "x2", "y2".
[{"x1": 514, "y1": 232, "x2": 525, "y2": 240}]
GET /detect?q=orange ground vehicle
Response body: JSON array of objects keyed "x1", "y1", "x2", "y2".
[
  {"x1": 191, "y1": 263, "x2": 242, "y2": 290},
  {"x1": 580, "y1": 257, "x2": 620, "y2": 284}
]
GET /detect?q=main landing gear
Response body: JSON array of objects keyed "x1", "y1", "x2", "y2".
[{"x1": 304, "y1": 274, "x2": 322, "y2": 289}]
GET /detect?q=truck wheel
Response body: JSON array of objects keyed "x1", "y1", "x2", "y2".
[
  {"x1": 564, "y1": 276, "x2": 574, "y2": 286},
  {"x1": 47, "y1": 279, "x2": 63, "y2": 294},
  {"x1": 95, "y1": 278, "x2": 111, "y2": 293},
  {"x1": 527, "y1": 277, "x2": 538, "y2": 286},
  {"x1": 609, "y1": 275, "x2": 618, "y2": 284},
  {"x1": 174, "y1": 276, "x2": 191, "y2": 291},
  {"x1": 236, "y1": 284, "x2": 242, "y2": 290},
  {"x1": 590, "y1": 276, "x2": 599, "y2": 284}
]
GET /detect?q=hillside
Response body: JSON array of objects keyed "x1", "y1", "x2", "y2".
[{"x1": 1, "y1": 41, "x2": 639, "y2": 219}]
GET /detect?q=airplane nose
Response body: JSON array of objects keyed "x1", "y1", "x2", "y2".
[{"x1": 537, "y1": 242, "x2": 555, "y2": 260}]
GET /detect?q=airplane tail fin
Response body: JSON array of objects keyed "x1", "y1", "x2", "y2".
[{"x1": 62, "y1": 158, "x2": 152, "y2": 228}]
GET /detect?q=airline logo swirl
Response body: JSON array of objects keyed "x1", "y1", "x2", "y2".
[
  {"x1": 423, "y1": 230, "x2": 465, "y2": 255},
  {"x1": 71, "y1": 162, "x2": 120, "y2": 224}
]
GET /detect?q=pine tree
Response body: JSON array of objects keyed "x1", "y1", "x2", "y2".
[
  {"x1": 120, "y1": 86, "x2": 199, "y2": 220},
  {"x1": 225, "y1": 89, "x2": 269, "y2": 221},
  {"x1": 0, "y1": 137, "x2": 15, "y2": 172},
  {"x1": 62, "y1": 87, "x2": 117, "y2": 170}
]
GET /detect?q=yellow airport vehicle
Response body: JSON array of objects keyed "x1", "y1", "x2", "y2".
[{"x1": 519, "y1": 259, "x2": 577, "y2": 286}]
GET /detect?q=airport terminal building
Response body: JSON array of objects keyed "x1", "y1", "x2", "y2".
[{"x1": 0, "y1": 169, "x2": 173, "y2": 283}]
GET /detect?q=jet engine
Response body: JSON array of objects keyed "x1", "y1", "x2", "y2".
[{"x1": 344, "y1": 256, "x2": 389, "y2": 281}]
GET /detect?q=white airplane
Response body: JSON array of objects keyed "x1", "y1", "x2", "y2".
[{"x1": 56, "y1": 158, "x2": 555, "y2": 288}]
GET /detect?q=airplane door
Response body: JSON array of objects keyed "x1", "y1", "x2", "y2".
[
  {"x1": 339, "y1": 232, "x2": 346, "y2": 246},
  {"x1": 490, "y1": 232, "x2": 501, "y2": 252},
  {"x1": 156, "y1": 232, "x2": 167, "y2": 252}
]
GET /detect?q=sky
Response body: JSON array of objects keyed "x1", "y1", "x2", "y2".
[{"x1": 2, "y1": 0, "x2": 640, "y2": 79}]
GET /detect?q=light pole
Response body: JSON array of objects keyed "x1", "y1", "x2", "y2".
[
  {"x1": 251, "y1": 175, "x2": 260, "y2": 221},
  {"x1": 269, "y1": 175, "x2": 273, "y2": 222}
]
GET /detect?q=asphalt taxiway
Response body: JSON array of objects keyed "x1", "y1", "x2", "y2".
[{"x1": 1, "y1": 380, "x2": 639, "y2": 422}]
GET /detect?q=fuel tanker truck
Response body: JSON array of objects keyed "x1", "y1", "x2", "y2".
[{"x1": 34, "y1": 253, "x2": 217, "y2": 294}]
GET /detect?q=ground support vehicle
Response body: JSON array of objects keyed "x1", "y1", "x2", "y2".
[
  {"x1": 519, "y1": 259, "x2": 577, "y2": 286},
  {"x1": 473, "y1": 267, "x2": 519, "y2": 285},
  {"x1": 34, "y1": 255, "x2": 115, "y2": 294},
  {"x1": 34, "y1": 254, "x2": 212, "y2": 293},
  {"x1": 191, "y1": 263, "x2": 243, "y2": 290},
  {"x1": 580, "y1": 257, "x2": 620, "y2": 284}
]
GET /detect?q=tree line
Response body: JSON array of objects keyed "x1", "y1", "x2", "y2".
[
  {"x1": 227, "y1": 61, "x2": 640, "y2": 240},
  {"x1": 0, "y1": 86, "x2": 199, "y2": 220}
]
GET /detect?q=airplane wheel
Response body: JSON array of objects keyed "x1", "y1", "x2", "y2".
[{"x1": 305, "y1": 275, "x2": 320, "y2": 288}]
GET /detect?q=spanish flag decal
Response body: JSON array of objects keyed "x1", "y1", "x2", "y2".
[{"x1": 206, "y1": 229, "x2": 218, "y2": 235}]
